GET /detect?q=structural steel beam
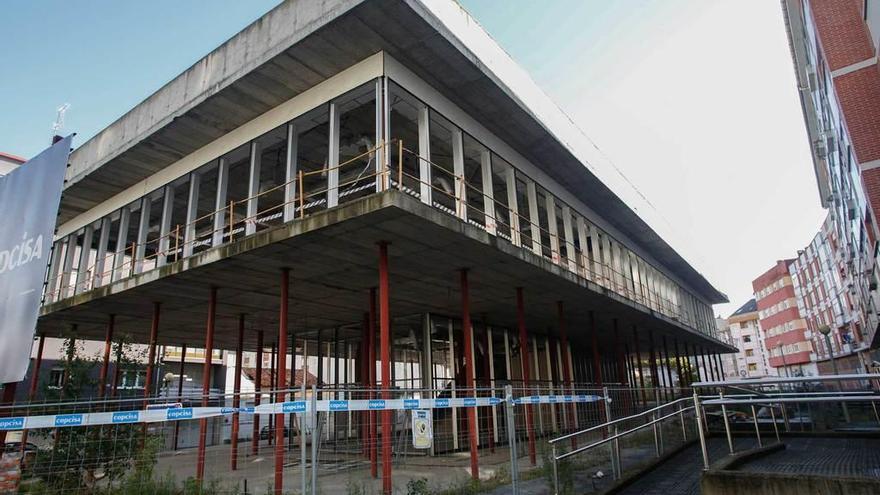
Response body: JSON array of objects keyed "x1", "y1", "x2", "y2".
[
  {"x1": 231, "y1": 314, "x2": 244, "y2": 471},
  {"x1": 516, "y1": 287, "x2": 537, "y2": 465},
  {"x1": 275, "y1": 269, "x2": 289, "y2": 494},
  {"x1": 460, "y1": 269, "x2": 479, "y2": 479},
  {"x1": 196, "y1": 287, "x2": 217, "y2": 482},
  {"x1": 378, "y1": 242, "x2": 392, "y2": 495}
]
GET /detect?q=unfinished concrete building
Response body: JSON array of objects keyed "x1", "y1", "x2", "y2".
[{"x1": 32, "y1": 0, "x2": 731, "y2": 491}]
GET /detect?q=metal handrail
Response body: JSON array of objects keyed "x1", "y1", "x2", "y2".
[
  {"x1": 549, "y1": 396, "x2": 692, "y2": 444},
  {"x1": 549, "y1": 392, "x2": 696, "y2": 495},
  {"x1": 691, "y1": 373, "x2": 880, "y2": 387}
]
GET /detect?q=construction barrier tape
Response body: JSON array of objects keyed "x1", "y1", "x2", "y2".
[{"x1": 0, "y1": 395, "x2": 605, "y2": 430}]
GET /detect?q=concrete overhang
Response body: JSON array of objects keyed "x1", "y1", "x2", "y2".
[
  {"x1": 39, "y1": 190, "x2": 736, "y2": 355},
  {"x1": 60, "y1": 0, "x2": 726, "y2": 305}
]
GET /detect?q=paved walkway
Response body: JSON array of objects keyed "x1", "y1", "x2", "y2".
[
  {"x1": 737, "y1": 436, "x2": 880, "y2": 478},
  {"x1": 616, "y1": 437, "x2": 756, "y2": 495}
]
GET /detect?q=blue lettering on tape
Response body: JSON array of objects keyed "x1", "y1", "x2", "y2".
[
  {"x1": 463, "y1": 398, "x2": 477, "y2": 407},
  {"x1": 577, "y1": 395, "x2": 588, "y2": 402},
  {"x1": 329, "y1": 400, "x2": 348, "y2": 411},
  {"x1": 0, "y1": 417, "x2": 24, "y2": 430},
  {"x1": 55, "y1": 414, "x2": 83, "y2": 427},
  {"x1": 434, "y1": 398, "x2": 449, "y2": 408},
  {"x1": 489, "y1": 397, "x2": 501, "y2": 406},
  {"x1": 403, "y1": 399, "x2": 419, "y2": 409},
  {"x1": 112, "y1": 411, "x2": 140, "y2": 424},
  {"x1": 548, "y1": 395, "x2": 557, "y2": 403},
  {"x1": 167, "y1": 408, "x2": 194, "y2": 420},
  {"x1": 368, "y1": 400, "x2": 386, "y2": 410},
  {"x1": 564, "y1": 396, "x2": 573, "y2": 403},
  {"x1": 221, "y1": 407, "x2": 236, "y2": 414},
  {"x1": 282, "y1": 402, "x2": 306, "y2": 413},
  {"x1": 244, "y1": 407, "x2": 255, "y2": 414}
]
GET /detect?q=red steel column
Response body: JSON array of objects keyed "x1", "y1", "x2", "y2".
[
  {"x1": 613, "y1": 320, "x2": 629, "y2": 414},
  {"x1": 274, "y1": 269, "x2": 289, "y2": 494},
  {"x1": 378, "y1": 243, "x2": 392, "y2": 495},
  {"x1": 144, "y1": 302, "x2": 161, "y2": 405},
  {"x1": 173, "y1": 344, "x2": 186, "y2": 451},
  {"x1": 368, "y1": 289, "x2": 378, "y2": 479},
  {"x1": 98, "y1": 315, "x2": 114, "y2": 399},
  {"x1": 632, "y1": 327, "x2": 647, "y2": 407},
  {"x1": 557, "y1": 302, "x2": 577, "y2": 449},
  {"x1": 19, "y1": 334, "x2": 46, "y2": 453},
  {"x1": 196, "y1": 287, "x2": 217, "y2": 482},
  {"x1": 0, "y1": 383, "x2": 17, "y2": 446},
  {"x1": 589, "y1": 312, "x2": 605, "y2": 424},
  {"x1": 252, "y1": 331, "x2": 264, "y2": 456},
  {"x1": 460, "y1": 269, "x2": 479, "y2": 480},
  {"x1": 648, "y1": 330, "x2": 659, "y2": 404},
  {"x1": 516, "y1": 287, "x2": 536, "y2": 465},
  {"x1": 361, "y1": 312, "x2": 370, "y2": 458},
  {"x1": 231, "y1": 314, "x2": 245, "y2": 471}
]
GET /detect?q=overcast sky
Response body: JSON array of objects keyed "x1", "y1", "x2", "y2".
[{"x1": 1, "y1": 0, "x2": 825, "y2": 317}]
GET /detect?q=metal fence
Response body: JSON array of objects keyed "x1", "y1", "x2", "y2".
[{"x1": 0, "y1": 383, "x2": 674, "y2": 495}]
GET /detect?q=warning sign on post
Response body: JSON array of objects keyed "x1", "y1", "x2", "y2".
[{"x1": 412, "y1": 409, "x2": 433, "y2": 449}]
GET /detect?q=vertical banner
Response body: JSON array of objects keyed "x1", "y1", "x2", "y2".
[{"x1": 0, "y1": 135, "x2": 72, "y2": 383}]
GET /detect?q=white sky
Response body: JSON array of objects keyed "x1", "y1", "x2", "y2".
[{"x1": 463, "y1": 0, "x2": 827, "y2": 317}]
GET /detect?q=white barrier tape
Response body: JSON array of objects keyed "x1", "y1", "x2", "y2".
[
  {"x1": 253, "y1": 396, "x2": 504, "y2": 415},
  {"x1": 0, "y1": 406, "x2": 250, "y2": 431},
  {"x1": 513, "y1": 394, "x2": 604, "y2": 405},
  {"x1": 0, "y1": 395, "x2": 603, "y2": 430}
]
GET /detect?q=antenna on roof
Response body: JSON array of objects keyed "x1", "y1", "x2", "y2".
[{"x1": 51, "y1": 103, "x2": 71, "y2": 143}]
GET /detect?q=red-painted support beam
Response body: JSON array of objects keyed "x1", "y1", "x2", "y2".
[
  {"x1": 173, "y1": 344, "x2": 186, "y2": 451},
  {"x1": 369, "y1": 288, "x2": 378, "y2": 479},
  {"x1": 20, "y1": 334, "x2": 45, "y2": 454},
  {"x1": 632, "y1": 327, "x2": 647, "y2": 407},
  {"x1": 647, "y1": 330, "x2": 659, "y2": 404},
  {"x1": 231, "y1": 314, "x2": 244, "y2": 471},
  {"x1": 378, "y1": 243, "x2": 392, "y2": 495},
  {"x1": 613, "y1": 320, "x2": 630, "y2": 415},
  {"x1": 460, "y1": 269, "x2": 479, "y2": 480},
  {"x1": 144, "y1": 302, "x2": 161, "y2": 404},
  {"x1": 274, "y1": 269, "x2": 289, "y2": 494},
  {"x1": 557, "y1": 302, "x2": 577, "y2": 449},
  {"x1": 98, "y1": 315, "x2": 114, "y2": 399},
  {"x1": 361, "y1": 312, "x2": 369, "y2": 458},
  {"x1": 589, "y1": 312, "x2": 603, "y2": 387},
  {"x1": 0, "y1": 383, "x2": 17, "y2": 446},
  {"x1": 516, "y1": 287, "x2": 537, "y2": 466},
  {"x1": 252, "y1": 331, "x2": 263, "y2": 456},
  {"x1": 196, "y1": 287, "x2": 217, "y2": 482}
]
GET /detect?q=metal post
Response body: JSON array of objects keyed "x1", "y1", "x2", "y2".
[
  {"x1": 652, "y1": 388, "x2": 661, "y2": 458},
  {"x1": 253, "y1": 331, "x2": 263, "y2": 456},
  {"x1": 720, "y1": 391, "x2": 734, "y2": 454},
  {"x1": 98, "y1": 315, "x2": 114, "y2": 399},
  {"x1": 693, "y1": 390, "x2": 709, "y2": 469},
  {"x1": 144, "y1": 302, "x2": 161, "y2": 405},
  {"x1": 196, "y1": 287, "x2": 217, "y2": 482},
  {"x1": 20, "y1": 333, "x2": 46, "y2": 454},
  {"x1": 369, "y1": 288, "x2": 378, "y2": 478},
  {"x1": 310, "y1": 385, "x2": 319, "y2": 495},
  {"x1": 558, "y1": 302, "x2": 576, "y2": 448},
  {"x1": 750, "y1": 404, "x2": 762, "y2": 448},
  {"x1": 378, "y1": 242, "x2": 392, "y2": 495},
  {"x1": 516, "y1": 287, "x2": 537, "y2": 465},
  {"x1": 275, "y1": 268, "x2": 289, "y2": 494},
  {"x1": 504, "y1": 384, "x2": 519, "y2": 495},
  {"x1": 678, "y1": 400, "x2": 687, "y2": 441},
  {"x1": 301, "y1": 379, "x2": 307, "y2": 495},
  {"x1": 231, "y1": 314, "x2": 244, "y2": 471},
  {"x1": 603, "y1": 386, "x2": 620, "y2": 480},
  {"x1": 633, "y1": 327, "x2": 647, "y2": 408},
  {"x1": 460, "y1": 269, "x2": 480, "y2": 479},
  {"x1": 551, "y1": 443, "x2": 559, "y2": 495},
  {"x1": 173, "y1": 344, "x2": 186, "y2": 451},
  {"x1": 769, "y1": 404, "x2": 780, "y2": 443}
]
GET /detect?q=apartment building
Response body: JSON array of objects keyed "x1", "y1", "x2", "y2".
[
  {"x1": 754, "y1": 260, "x2": 817, "y2": 376},
  {"x1": 718, "y1": 299, "x2": 775, "y2": 379},
  {"x1": 782, "y1": 0, "x2": 880, "y2": 365}
]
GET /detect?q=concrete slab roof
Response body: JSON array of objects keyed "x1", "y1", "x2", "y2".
[
  {"x1": 60, "y1": 0, "x2": 726, "y2": 305},
  {"x1": 39, "y1": 190, "x2": 735, "y2": 355}
]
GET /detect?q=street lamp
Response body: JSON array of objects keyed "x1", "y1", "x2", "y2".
[
  {"x1": 818, "y1": 325, "x2": 850, "y2": 423},
  {"x1": 776, "y1": 342, "x2": 790, "y2": 378}
]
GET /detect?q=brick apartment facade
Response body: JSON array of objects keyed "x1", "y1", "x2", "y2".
[
  {"x1": 783, "y1": 0, "x2": 880, "y2": 370},
  {"x1": 753, "y1": 260, "x2": 817, "y2": 376}
]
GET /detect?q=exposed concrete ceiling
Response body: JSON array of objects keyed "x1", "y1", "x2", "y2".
[
  {"x1": 60, "y1": 0, "x2": 726, "y2": 305},
  {"x1": 40, "y1": 191, "x2": 735, "y2": 356}
]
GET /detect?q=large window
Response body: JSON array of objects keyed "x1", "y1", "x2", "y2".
[
  {"x1": 429, "y1": 111, "x2": 457, "y2": 214},
  {"x1": 389, "y1": 83, "x2": 422, "y2": 197},
  {"x1": 252, "y1": 124, "x2": 289, "y2": 231},
  {"x1": 336, "y1": 84, "x2": 377, "y2": 204},
  {"x1": 462, "y1": 133, "x2": 487, "y2": 228},
  {"x1": 295, "y1": 105, "x2": 330, "y2": 215}
]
